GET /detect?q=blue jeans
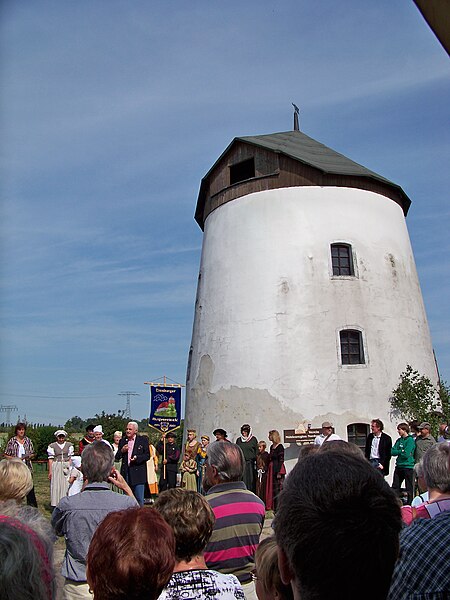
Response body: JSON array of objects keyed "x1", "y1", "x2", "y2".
[{"x1": 131, "y1": 483, "x2": 145, "y2": 506}]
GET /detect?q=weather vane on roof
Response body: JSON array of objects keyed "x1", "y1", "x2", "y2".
[{"x1": 292, "y1": 103, "x2": 300, "y2": 131}]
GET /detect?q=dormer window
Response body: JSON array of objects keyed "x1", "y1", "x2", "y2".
[{"x1": 229, "y1": 158, "x2": 255, "y2": 185}]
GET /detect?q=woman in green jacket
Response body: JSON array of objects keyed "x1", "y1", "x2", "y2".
[{"x1": 391, "y1": 422, "x2": 416, "y2": 504}]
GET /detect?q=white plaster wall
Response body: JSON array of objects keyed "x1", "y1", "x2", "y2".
[{"x1": 186, "y1": 187, "x2": 437, "y2": 465}]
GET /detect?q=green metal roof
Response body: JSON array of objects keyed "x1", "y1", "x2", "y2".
[
  {"x1": 238, "y1": 130, "x2": 396, "y2": 185},
  {"x1": 196, "y1": 130, "x2": 411, "y2": 228}
]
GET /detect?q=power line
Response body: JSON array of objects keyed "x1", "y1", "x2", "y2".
[
  {"x1": 118, "y1": 391, "x2": 139, "y2": 420},
  {"x1": 0, "y1": 404, "x2": 18, "y2": 425}
]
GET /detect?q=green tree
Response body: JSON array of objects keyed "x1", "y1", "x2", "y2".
[
  {"x1": 438, "y1": 379, "x2": 449, "y2": 421},
  {"x1": 92, "y1": 411, "x2": 128, "y2": 441},
  {"x1": 64, "y1": 415, "x2": 86, "y2": 433},
  {"x1": 0, "y1": 433, "x2": 8, "y2": 455},
  {"x1": 27, "y1": 425, "x2": 60, "y2": 460},
  {"x1": 390, "y1": 365, "x2": 441, "y2": 435}
]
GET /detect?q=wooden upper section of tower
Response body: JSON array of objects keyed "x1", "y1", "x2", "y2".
[{"x1": 195, "y1": 130, "x2": 411, "y2": 230}]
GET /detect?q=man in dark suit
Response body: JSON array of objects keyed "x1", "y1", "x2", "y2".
[
  {"x1": 115, "y1": 421, "x2": 150, "y2": 505},
  {"x1": 364, "y1": 419, "x2": 392, "y2": 476}
]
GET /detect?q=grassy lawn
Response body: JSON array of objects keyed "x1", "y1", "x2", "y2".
[
  {"x1": 31, "y1": 468, "x2": 66, "y2": 597},
  {"x1": 33, "y1": 464, "x2": 54, "y2": 520}
]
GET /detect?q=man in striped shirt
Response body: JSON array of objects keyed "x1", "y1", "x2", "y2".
[{"x1": 203, "y1": 441, "x2": 265, "y2": 600}]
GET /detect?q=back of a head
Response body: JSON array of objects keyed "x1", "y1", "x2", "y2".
[
  {"x1": 422, "y1": 442, "x2": 450, "y2": 493},
  {"x1": 318, "y1": 439, "x2": 364, "y2": 458},
  {"x1": 409, "y1": 420, "x2": 419, "y2": 434},
  {"x1": 0, "y1": 459, "x2": 33, "y2": 502},
  {"x1": 255, "y1": 537, "x2": 294, "y2": 600},
  {"x1": 274, "y1": 452, "x2": 401, "y2": 600},
  {"x1": 297, "y1": 445, "x2": 319, "y2": 462},
  {"x1": 154, "y1": 488, "x2": 215, "y2": 561},
  {"x1": 207, "y1": 441, "x2": 244, "y2": 482},
  {"x1": 81, "y1": 441, "x2": 114, "y2": 483},
  {"x1": 0, "y1": 501, "x2": 56, "y2": 600},
  {"x1": 0, "y1": 501, "x2": 55, "y2": 548},
  {"x1": 87, "y1": 507, "x2": 175, "y2": 600}
]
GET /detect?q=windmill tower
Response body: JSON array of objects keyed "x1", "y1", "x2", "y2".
[{"x1": 185, "y1": 126, "x2": 438, "y2": 465}]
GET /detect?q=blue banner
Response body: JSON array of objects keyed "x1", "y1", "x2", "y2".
[{"x1": 149, "y1": 385, "x2": 182, "y2": 432}]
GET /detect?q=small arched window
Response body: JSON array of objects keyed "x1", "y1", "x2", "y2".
[
  {"x1": 340, "y1": 329, "x2": 365, "y2": 365},
  {"x1": 331, "y1": 243, "x2": 354, "y2": 276}
]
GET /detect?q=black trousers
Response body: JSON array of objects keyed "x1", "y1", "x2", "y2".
[
  {"x1": 392, "y1": 466, "x2": 414, "y2": 504},
  {"x1": 159, "y1": 467, "x2": 177, "y2": 491}
]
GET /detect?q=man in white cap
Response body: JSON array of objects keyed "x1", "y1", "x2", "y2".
[
  {"x1": 93, "y1": 425, "x2": 112, "y2": 448},
  {"x1": 314, "y1": 422, "x2": 341, "y2": 446}
]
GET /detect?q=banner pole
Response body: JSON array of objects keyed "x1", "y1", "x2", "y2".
[{"x1": 163, "y1": 434, "x2": 166, "y2": 480}]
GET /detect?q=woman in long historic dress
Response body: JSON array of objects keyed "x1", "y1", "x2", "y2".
[
  {"x1": 196, "y1": 435, "x2": 209, "y2": 494},
  {"x1": 146, "y1": 442, "x2": 159, "y2": 498},
  {"x1": 265, "y1": 430, "x2": 285, "y2": 512},
  {"x1": 256, "y1": 440, "x2": 270, "y2": 504},
  {"x1": 180, "y1": 452, "x2": 198, "y2": 491},
  {"x1": 4, "y1": 422, "x2": 38, "y2": 507},
  {"x1": 235, "y1": 424, "x2": 258, "y2": 493},
  {"x1": 185, "y1": 429, "x2": 201, "y2": 458},
  {"x1": 112, "y1": 431, "x2": 123, "y2": 472},
  {"x1": 111, "y1": 430, "x2": 124, "y2": 494},
  {"x1": 47, "y1": 429, "x2": 74, "y2": 507}
]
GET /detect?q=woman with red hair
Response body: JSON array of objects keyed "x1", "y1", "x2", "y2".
[{"x1": 86, "y1": 507, "x2": 175, "y2": 600}]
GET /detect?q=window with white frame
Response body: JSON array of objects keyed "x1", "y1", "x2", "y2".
[
  {"x1": 340, "y1": 329, "x2": 365, "y2": 365},
  {"x1": 331, "y1": 243, "x2": 354, "y2": 276}
]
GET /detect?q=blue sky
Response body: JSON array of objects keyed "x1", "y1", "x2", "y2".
[{"x1": 1, "y1": 1, "x2": 449, "y2": 425}]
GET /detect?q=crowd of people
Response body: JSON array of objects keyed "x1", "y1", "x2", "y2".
[
  {"x1": 26, "y1": 421, "x2": 288, "y2": 513},
  {"x1": 0, "y1": 416, "x2": 449, "y2": 599}
]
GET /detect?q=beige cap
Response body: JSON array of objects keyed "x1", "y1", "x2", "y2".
[{"x1": 418, "y1": 422, "x2": 431, "y2": 430}]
